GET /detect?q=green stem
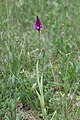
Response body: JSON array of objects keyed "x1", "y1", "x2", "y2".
[{"x1": 39, "y1": 31, "x2": 40, "y2": 49}]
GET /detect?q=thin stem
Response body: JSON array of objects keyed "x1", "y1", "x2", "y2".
[{"x1": 39, "y1": 31, "x2": 40, "y2": 49}]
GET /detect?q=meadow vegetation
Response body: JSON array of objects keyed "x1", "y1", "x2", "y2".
[{"x1": 0, "y1": 0, "x2": 80, "y2": 119}]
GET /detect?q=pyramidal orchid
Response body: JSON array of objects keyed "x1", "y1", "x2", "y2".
[{"x1": 34, "y1": 16, "x2": 44, "y2": 32}]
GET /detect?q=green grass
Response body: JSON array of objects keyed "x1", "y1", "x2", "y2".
[{"x1": 0, "y1": 0, "x2": 80, "y2": 119}]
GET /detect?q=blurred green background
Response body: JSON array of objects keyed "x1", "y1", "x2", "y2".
[{"x1": 0, "y1": 0, "x2": 80, "y2": 119}]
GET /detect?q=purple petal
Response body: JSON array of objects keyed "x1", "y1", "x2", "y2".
[{"x1": 34, "y1": 16, "x2": 44, "y2": 31}]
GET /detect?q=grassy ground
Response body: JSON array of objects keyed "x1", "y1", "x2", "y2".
[{"x1": 0, "y1": 0, "x2": 80, "y2": 120}]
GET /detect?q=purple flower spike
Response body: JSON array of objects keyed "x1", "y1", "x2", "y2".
[{"x1": 34, "y1": 16, "x2": 44, "y2": 32}]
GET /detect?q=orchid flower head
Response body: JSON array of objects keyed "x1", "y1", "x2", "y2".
[{"x1": 34, "y1": 16, "x2": 44, "y2": 32}]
